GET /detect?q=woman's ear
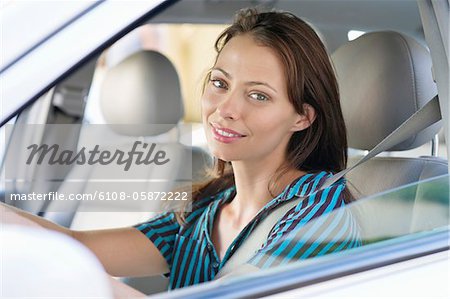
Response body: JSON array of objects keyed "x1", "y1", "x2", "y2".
[{"x1": 291, "y1": 103, "x2": 316, "y2": 132}]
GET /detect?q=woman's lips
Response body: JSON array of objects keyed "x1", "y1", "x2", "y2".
[{"x1": 210, "y1": 124, "x2": 246, "y2": 144}]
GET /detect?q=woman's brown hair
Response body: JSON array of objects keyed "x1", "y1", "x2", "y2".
[{"x1": 175, "y1": 8, "x2": 351, "y2": 224}]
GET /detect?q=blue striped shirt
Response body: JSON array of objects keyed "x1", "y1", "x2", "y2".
[{"x1": 134, "y1": 171, "x2": 361, "y2": 290}]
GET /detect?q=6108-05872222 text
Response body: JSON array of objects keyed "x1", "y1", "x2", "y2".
[{"x1": 8, "y1": 191, "x2": 189, "y2": 201}]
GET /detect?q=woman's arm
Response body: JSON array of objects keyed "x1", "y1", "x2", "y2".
[
  {"x1": 0, "y1": 202, "x2": 169, "y2": 277},
  {"x1": 1, "y1": 202, "x2": 71, "y2": 234},
  {"x1": 73, "y1": 226, "x2": 169, "y2": 277}
]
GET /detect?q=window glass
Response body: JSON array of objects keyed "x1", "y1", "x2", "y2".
[{"x1": 235, "y1": 174, "x2": 449, "y2": 272}]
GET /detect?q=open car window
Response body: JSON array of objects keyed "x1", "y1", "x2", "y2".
[{"x1": 157, "y1": 174, "x2": 449, "y2": 298}]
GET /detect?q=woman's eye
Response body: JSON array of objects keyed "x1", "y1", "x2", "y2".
[
  {"x1": 211, "y1": 79, "x2": 227, "y2": 89},
  {"x1": 250, "y1": 93, "x2": 269, "y2": 102}
]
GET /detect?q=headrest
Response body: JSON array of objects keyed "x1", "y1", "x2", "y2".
[
  {"x1": 332, "y1": 31, "x2": 440, "y2": 151},
  {"x1": 100, "y1": 50, "x2": 184, "y2": 136}
]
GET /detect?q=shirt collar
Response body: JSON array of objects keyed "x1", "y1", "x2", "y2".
[
  {"x1": 216, "y1": 171, "x2": 335, "y2": 205},
  {"x1": 287, "y1": 171, "x2": 331, "y2": 200}
]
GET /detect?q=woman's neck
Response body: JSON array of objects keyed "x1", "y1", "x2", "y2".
[{"x1": 226, "y1": 159, "x2": 306, "y2": 225}]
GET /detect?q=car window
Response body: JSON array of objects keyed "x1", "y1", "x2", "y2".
[
  {"x1": 268, "y1": 174, "x2": 449, "y2": 258},
  {"x1": 0, "y1": 1, "x2": 95, "y2": 70},
  {"x1": 0, "y1": 1, "x2": 166, "y2": 125},
  {"x1": 157, "y1": 175, "x2": 449, "y2": 298}
]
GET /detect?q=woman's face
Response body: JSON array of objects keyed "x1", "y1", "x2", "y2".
[{"x1": 202, "y1": 34, "x2": 309, "y2": 163}]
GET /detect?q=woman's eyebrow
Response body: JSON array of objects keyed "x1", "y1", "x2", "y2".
[
  {"x1": 246, "y1": 81, "x2": 278, "y2": 94},
  {"x1": 211, "y1": 67, "x2": 232, "y2": 79},
  {"x1": 211, "y1": 68, "x2": 277, "y2": 94}
]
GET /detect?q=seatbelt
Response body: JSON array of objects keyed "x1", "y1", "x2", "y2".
[{"x1": 216, "y1": 95, "x2": 441, "y2": 279}]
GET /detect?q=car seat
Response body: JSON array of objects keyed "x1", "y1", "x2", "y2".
[
  {"x1": 331, "y1": 31, "x2": 448, "y2": 239},
  {"x1": 45, "y1": 50, "x2": 211, "y2": 230}
]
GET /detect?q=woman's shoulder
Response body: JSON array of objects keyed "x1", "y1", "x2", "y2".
[
  {"x1": 288, "y1": 170, "x2": 347, "y2": 199},
  {"x1": 183, "y1": 186, "x2": 235, "y2": 223},
  {"x1": 280, "y1": 171, "x2": 349, "y2": 219}
]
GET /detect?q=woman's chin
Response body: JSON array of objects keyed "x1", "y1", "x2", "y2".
[
  {"x1": 214, "y1": 155, "x2": 233, "y2": 162},
  {"x1": 211, "y1": 151, "x2": 238, "y2": 162}
]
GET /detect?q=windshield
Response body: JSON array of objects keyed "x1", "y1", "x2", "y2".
[
  {"x1": 0, "y1": 0, "x2": 167, "y2": 125},
  {"x1": 0, "y1": 1, "x2": 96, "y2": 71}
]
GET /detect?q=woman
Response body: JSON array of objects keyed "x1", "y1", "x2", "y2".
[{"x1": 1, "y1": 8, "x2": 361, "y2": 296}]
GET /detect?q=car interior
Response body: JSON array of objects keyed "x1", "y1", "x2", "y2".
[
  {"x1": 1, "y1": 0, "x2": 448, "y2": 297},
  {"x1": 332, "y1": 30, "x2": 448, "y2": 241},
  {"x1": 46, "y1": 49, "x2": 212, "y2": 231}
]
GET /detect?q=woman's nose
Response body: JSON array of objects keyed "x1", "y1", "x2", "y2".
[{"x1": 217, "y1": 91, "x2": 241, "y2": 120}]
